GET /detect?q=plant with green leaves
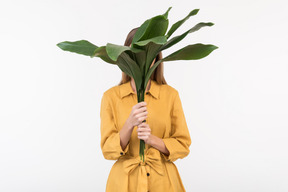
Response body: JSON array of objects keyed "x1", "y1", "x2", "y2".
[{"x1": 57, "y1": 7, "x2": 218, "y2": 162}]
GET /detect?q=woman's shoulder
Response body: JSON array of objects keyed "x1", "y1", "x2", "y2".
[
  {"x1": 159, "y1": 82, "x2": 179, "y2": 96},
  {"x1": 102, "y1": 81, "x2": 131, "y2": 101},
  {"x1": 102, "y1": 84, "x2": 121, "y2": 98},
  {"x1": 154, "y1": 82, "x2": 180, "y2": 103},
  {"x1": 160, "y1": 83, "x2": 178, "y2": 92}
]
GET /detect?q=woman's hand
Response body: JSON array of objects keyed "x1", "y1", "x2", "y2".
[
  {"x1": 120, "y1": 102, "x2": 147, "y2": 151},
  {"x1": 127, "y1": 101, "x2": 148, "y2": 128},
  {"x1": 137, "y1": 122, "x2": 170, "y2": 156},
  {"x1": 137, "y1": 122, "x2": 152, "y2": 145}
]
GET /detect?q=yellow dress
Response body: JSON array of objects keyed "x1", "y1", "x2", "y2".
[{"x1": 100, "y1": 80, "x2": 192, "y2": 192}]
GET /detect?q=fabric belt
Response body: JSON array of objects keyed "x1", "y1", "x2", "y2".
[{"x1": 122, "y1": 148, "x2": 164, "y2": 192}]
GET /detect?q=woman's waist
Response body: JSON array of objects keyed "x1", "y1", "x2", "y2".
[{"x1": 118, "y1": 147, "x2": 165, "y2": 163}]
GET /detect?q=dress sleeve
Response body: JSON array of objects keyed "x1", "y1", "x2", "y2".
[
  {"x1": 162, "y1": 91, "x2": 192, "y2": 162},
  {"x1": 100, "y1": 92, "x2": 130, "y2": 160}
]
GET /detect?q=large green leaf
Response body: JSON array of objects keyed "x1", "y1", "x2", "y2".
[
  {"x1": 163, "y1": 43, "x2": 218, "y2": 61},
  {"x1": 131, "y1": 15, "x2": 169, "y2": 45},
  {"x1": 139, "y1": 16, "x2": 169, "y2": 41},
  {"x1": 106, "y1": 43, "x2": 142, "y2": 61},
  {"x1": 56, "y1": 40, "x2": 98, "y2": 57},
  {"x1": 131, "y1": 20, "x2": 149, "y2": 45},
  {"x1": 166, "y1": 9, "x2": 199, "y2": 39},
  {"x1": 144, "y1": 43, "x2": 218, "y2": 87},
  {"x1": 93, "y1": 46, "x2": 116, "y2": 64},
  {"x1": 132, "y1": 7, "x2": 171, "y2": 45},
  {"x1": 161, "y1": 22, "x2": 214, "y2": 51}
]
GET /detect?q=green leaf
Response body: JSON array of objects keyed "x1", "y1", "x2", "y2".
[
  {"x1": 166, "y1": 9, "x2": 199, "y2": 39},
  {"x1": 134, "y1": 51, "x2": 146, "y2": 73},
  {"x1": 144, "y1": 43, "x2": 218, "y2": 88},
  {"x1": 116, "y1": 56, "x2": 133, "y2": 78},
  {"x1": 163, "y1": 43, "x2": 218, "y2": 61},
  {"x1": 133, "y1": 36, "x2": 167, "y2": 47},
  {"x1": 56, "y1": 40, "x2": 98, "y2": 57},
  {"x1": 117, "y1": 52, "x2": 143, "y2": 91},
  {"x1": 144, "y1": 59, "x2": 162, "y2": 89},
  {"x1": 106, "y1": 43, "x2": 142, "y2": 61},
  {"x1": 131, "y1": 20, "x2": 149, "y2": 45},
  {"x1": 144, "y1": 42, "x2": 163, "y2": 74},
  {"x1": 161, "y1": 22, "x2": 214, "y2": 51},
  {"x1": 93, "y1": 46, "x2": 116, "y2": 64},
  {"x1": 131, "y1": 15, "x2": 169, "y2": 45}
]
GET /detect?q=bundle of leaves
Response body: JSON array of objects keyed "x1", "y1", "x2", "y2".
[{"x1": 57, "y1": 7, "x2": 218, "y2": 161}]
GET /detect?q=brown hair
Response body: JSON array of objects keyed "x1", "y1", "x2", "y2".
[{"x1": 118, "y1": 27, "x2": 167, "y2": 85}]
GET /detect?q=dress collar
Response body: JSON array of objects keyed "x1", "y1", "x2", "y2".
[{"x1": 120, "y1": 80, "x2": 160, "y2": 99}]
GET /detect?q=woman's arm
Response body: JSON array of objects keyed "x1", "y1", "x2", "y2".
[
  {"x1": 148, "y1": 135, "x2": 170, "y2": 156},
  {"x1": 161, "y1": 91, "x2": 191, "y2": 162},
  {"x1": 100, "y1": 92, "x2": 148, "y2": 160},
  {"x1": 119, "y1": 120, "x2": 134, "y2": 151}
]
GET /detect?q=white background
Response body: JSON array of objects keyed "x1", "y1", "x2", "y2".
[{"x1": 1, "y1": 0, "x2": 287, "y2": 191}]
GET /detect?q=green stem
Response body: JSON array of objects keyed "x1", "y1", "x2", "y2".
[{"x1": 137, "y1": 80, "x2": 146, "y2": 162}]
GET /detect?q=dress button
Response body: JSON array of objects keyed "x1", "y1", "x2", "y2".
[
  {"x1": 120, "y1": 152, "x2": 124, "y2": 155},
  {"x1": 147, "y1": 173, "x2": 150, "y2": 176}
]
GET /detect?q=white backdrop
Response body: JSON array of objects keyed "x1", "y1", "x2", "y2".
[{"x1": 1, "y1": 0, "x2": 287, "y2": 191}]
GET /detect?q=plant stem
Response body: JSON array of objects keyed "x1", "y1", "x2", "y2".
[{"x1": 137, "y1": 81, "x2": 146, "y2": 162}]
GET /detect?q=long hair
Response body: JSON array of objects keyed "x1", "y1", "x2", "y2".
[{"x1": 118, "y1": 28, "x2": 167, "y2": 85}]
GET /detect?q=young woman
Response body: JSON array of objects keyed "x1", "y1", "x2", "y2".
[{"x1": 100, "y1": 28, "x2": 192, "y2": 192}]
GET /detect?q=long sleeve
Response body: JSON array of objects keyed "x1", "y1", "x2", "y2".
[
  {"x1": 100, "y1": 92, "x2": 129, "y2": 160},
  {"x1": 162, "y1": 91, "x2": 192, "y2": 162}
]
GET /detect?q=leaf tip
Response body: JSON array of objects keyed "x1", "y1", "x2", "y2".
[
  {"x1": 56, "y1": 42, "x2": 65, "y2": 49},
  {"x1": 190, "y1": 9, "x2": 200, "y2": 16},
  {"x1": 163, "y1": 7, "x2": 172, "y2": 18},
  {"x1": 209, "y1": 44, "x2": 219, "y2": 51},
  {"x1": 208, "y1": 22, "x2": 215, "y2": 26}
]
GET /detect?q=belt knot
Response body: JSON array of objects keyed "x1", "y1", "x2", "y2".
[
  {"x1": 122, "y1": 148, "x2": 164, "y2": 175},
  {"x1": 122, "y1": 148, "x2": 164, "y2": 192},
  {"x1": 139, "y1": 161, "x2": 146, "y2": 166}
]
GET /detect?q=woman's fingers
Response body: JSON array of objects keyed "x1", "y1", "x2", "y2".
[
  {"x1": 137, "y1": 123, "x2": 152, "y2": 143},
  {"x1": 137, "y1": 124, "x2": 151, "y2": 135},
  {"x1": 136, "y1": 106, "x2": 147, "y2": 113},
  {"x1": 135, "y1": 111, "x2": 148, "y2": 119},
  {"x1": 133, "y1": 102, "x2": 147, "y2": 110},
  {"x1": 138, "y1": 122, "x2": 149, "y2": 128},
  {"x1": 137, "y1": 127, "x2": 151, "y2": 133},
  {"x1": 128, "y1": 102, "x2": 149, "y2": 127}
]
